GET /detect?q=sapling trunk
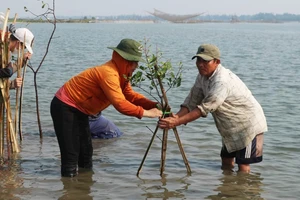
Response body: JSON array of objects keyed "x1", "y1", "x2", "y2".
[{"x1": 135, "y1": 50, "x2": 190, "y2": 176}]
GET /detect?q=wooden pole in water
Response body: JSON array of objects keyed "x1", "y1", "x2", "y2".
[
  {"x1": 11, "y1": 13, "x2": 23, "y2": 139},
  {"x1": 137, "y1": 64, "x2": 191, "y2": 176},
  {"x1": 0, "y1": 9, "x2": 10, "y2": 160},
  {"x1": 136, "y1": 125, "x2": 159, "y2": 176},
  {"x1": 18, "y1": 13, "x2": 34, "y2": 140},
  {"x1": 172, "y1": 127, "x2": 191, "y2": 173},
  {"x1": 0, "y1": 8, "x2": 20, "y2": 159},
  {"x1": 18, "y1": 59, "x2": 28, "y2": 140},
  {"x1": 160, "y1": 128, "x2": 168, "y2": 176},
  {"x1": 0, "y1": 104, "x2": 3, "y2": 158}
]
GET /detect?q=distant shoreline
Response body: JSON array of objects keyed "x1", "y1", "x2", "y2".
[
  {"x1": 9, "y1": 19, "x2": 298, "y2": 24},
  {"x1": 7, "y1": 12, "x2": 300, "y2": 24}
]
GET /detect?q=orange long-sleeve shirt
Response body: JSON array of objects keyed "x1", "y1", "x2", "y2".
[{"x1": 62, "y1": 51, "x2": 157, "y2": 119}]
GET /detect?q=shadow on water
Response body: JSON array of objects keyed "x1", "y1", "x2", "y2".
[
  {"x1": 137, "y1": 173, "x2": 191, "y2": 199},
  {"x1": 58, "y1": 170, "x2": 95, "y2": 200},
  {"x1": 0, "y1": 155, "x2": 24, "y2": 200},
  {"x1": 206, "y1": 171, "x2": 264, "y2": 200}
]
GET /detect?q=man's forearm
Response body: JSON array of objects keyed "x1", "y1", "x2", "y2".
[
  {"x1": 176, "y1": 106, "x2": 189, "y2": 117},
  {"x1": 177, "y1": 107, "x2": 202, "y2": 126}
]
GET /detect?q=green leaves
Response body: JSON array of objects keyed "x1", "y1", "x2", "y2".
[
  {"x1": 130, "y1": 71, "x2": 145, "y2": 87},
  {"x1": 42, "y1": 1, "x2": 46, "y2": 9},
  {"x1": 130, "y1": 39, "x2": 183, "y2": 104}
]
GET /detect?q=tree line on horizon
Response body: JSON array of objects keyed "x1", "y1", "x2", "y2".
[
  {"x1": 75, "y1": 13, "x2": 300, "y2": 22},
  {"x1": 13, "y1": 12, "x2": 300, "y2": 23}
]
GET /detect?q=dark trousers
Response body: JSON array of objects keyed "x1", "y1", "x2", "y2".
[{"x1": 50, "y1": 96, "x2": 93, "y2": 171}]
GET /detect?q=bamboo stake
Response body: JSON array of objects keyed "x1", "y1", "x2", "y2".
[
  {"x1": 160, "y1": 129, "x2": 168, "y2": 176},
  {"x1": 14, "y1": 46, "x2": 24, "y2": 139},
  {"x1": 0, "y1": 11, "x2": 6, "y2": 159},
  {"x1": 173, "y1": 127, "x2": 191, "y2": 173},
  {"x1": 0, "y1": 9, "x2": 9, "y2": 42},
  {"x1": 6, "y1": 100, "x2": 20, "y2": 155},
  {"x1": 18, "y1": 15, "x2": 33, "y2": 140},
  {"x1": 153, "y1": 64, "x2": 170, "y2": 176},
  {"x1": 0, "y1": 9, "x2": 10, "y2": 160},
  {"x1": 0, "y1": 80, "x2": 20, "y2": 154},
  {"x1": 136, "y1": 105, "x2": 169, "y2": 175},
  {"x1": 6, "y1": 109, "x2": 11, "y2": 158},
  {"x1": 6, "y1": 9, "x2": 19, "y2": 153},
  {"x1": 0, "y1": 36, "x2": 4, "y2": 159},
  {"x1": 18, "y1": 60, "x2": 28, "y2": 140},
  {"x1": 6, "y1": 92, "x2": 19, "y2": 153},
  {"x1": 137, "y1": 64, "x2": 191, "y2": 176},
  {"x1": 0, "y1": 8, "x2": 20, "y2": 155},
  {"x1": 0, "y1": 104, "x2": 3, "y2": 158},
  {"x1": 0, "y1": 69, "x2": 20, "y2": 153},
  {"x1": 136, "y1": 126, "x2": 159, "y2": 176},
  {"x1": 12, "y1": 13, "x2": 21, "y2": 137},
  {"x1": 13, "y1": 13, "x2": 17, "y2": 24},
  {"x1": 14, "y1": 38, "x2": 25, "y2": 139}
]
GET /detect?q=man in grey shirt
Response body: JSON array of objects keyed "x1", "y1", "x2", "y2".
[{"x1": 158, "y1": 44, "x2": 267, "y2": 173}]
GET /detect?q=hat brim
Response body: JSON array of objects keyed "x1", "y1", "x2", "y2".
[
  {"x1": 108, "y1": 47, "x2": 145, "y2": 63},
  {"x1": 192, "y1": 54, "x2": 214, "y2": 61},
  {"x1": 26, "y1": 46, "x2": 33, "y2": 54},
  {"x1": 13, "y1": 33, "x2": 34, "y2": 54}
]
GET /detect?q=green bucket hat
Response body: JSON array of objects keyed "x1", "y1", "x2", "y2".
[
  {"x1": 108, "y1": 39, "x2": 145, "y2": 62},
  {"x1": 192, "y1": 44, "x2": 220, "y2": 61}
]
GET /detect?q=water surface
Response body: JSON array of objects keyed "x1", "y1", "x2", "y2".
[{"x1": 0, "y1": 22, "x2": 299, "y2": 199}]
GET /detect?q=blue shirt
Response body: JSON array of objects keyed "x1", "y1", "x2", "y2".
[{"x1": 89, "y1": 114, "x2": 123, "y2": 139}]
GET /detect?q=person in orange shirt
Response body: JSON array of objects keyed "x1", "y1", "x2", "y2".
[{"x1": 50, "y1": 38, "x2": 162, "y2": 177}]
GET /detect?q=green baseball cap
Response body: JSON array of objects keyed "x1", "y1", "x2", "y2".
[
  {"x1": 192, "y1": 44, "x2": 220, "y2": 61},
  {"x1": 108, "y1": 39, "x2": 145, "y2": 62}
]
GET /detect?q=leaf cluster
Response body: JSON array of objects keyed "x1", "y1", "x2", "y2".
[
  {"x1": 24, "y1": 1, "x2": 55, "y2": 24},
  {"x1": 130, "y1": 39, "x2": 183, "y2": 105}
]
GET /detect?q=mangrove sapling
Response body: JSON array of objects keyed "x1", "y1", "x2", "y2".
[
  {"x1": 130, "y1": 39, "x2": 191, "y2": 176},
  {"x1": 22, "y1": 1, "x2": 57, "y2": 138}
]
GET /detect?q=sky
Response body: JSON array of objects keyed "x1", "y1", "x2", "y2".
[{"x1": 1, "y1": 0, "x2": 300, "y2": 18}]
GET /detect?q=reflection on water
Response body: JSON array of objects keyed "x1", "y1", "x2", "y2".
[
  {"x1": 59, "y1": 170, "x2": 95, "y2": 200},
  {"x1": 138, "y1": 173, "x2": 190, "y2": 199},
  {"x1": 0, "y1": 156, "x2": 23, "y2": 200},
  {"x1": 207, "y1": 171, "x2": 264, "y2": 200}
]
